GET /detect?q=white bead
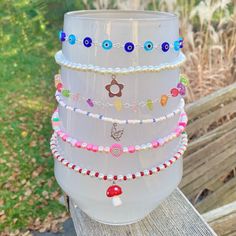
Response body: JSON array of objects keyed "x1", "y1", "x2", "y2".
[
  {"x1": 81, "y1": 143, "x2": 87, "y2": 148},
  {"x1": 135, "y1": 172, "x2": 141, "y2": 178},
  {"x1": 127, "y1": 174, "x2": 132, "y2": 180},
  {"x1": 118, "y1": 175, "x2": 123, "y2": 181},
  {"x1": 74, "y1": 166, "x2": 80, "y2": 171},
  {"x1": 98, "y1": 173, "x2": 104, "y2": 179},
  {"x1": 90, "y1": 171, "x2": 95, "y2": 177},
  {"x1": 123, "y1": 147, "x2": 128, "y2": 153},
  {"x1": 82, "y1": 169, "x2": 87, "y2": 175},
  {"x1": 104, "y1": 147, "x2": 110, "y2": 153},
  {"x1": 144, "y1": 170, "x2": 149, "y2": 176},
  {"x1": 98, "y1": 146, "x2": 104, "y2": 152},
  {"x1": 107, "y1": 175, "x2": 113, "y2": 180},
  {"x1": 151, "y1": 167, "x2": 158, "y2": 173}
]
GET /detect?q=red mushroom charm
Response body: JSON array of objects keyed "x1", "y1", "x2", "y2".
[{"x1": 106, "y1": 185, "x2": 123, "y2": 207}]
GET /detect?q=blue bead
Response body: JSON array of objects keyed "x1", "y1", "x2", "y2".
[
  {"x1": 83, "y1": 37, "x2": 92, "y2": 47},
  {"x1": 124, "y1": 42, "x2": 134, "y2": 52},
  {"x1": 161, "y1": 42, "x2": 169, "y2": 52},
  {"x1": 102, "y1": 40, "x2": 113, "y2": 50},
  {"x1": 69, "y1": 34, "x2": 76, "y2": 45},
  {"x1": 174, "y1": 40, "x2": 180, "y2": 51},
  {"x1": 144, "y1": 41, "x2": 153, "y2": 51},
  {"x1": 59, "y1": 30, "x2": 66, "y2": 42},
  {"x1": 179, "y1": 37, "x2": 183, "y2": 48}
]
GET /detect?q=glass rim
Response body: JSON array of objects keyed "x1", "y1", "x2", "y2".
[{"x1": 65, "y1": 10, "x2": 177, "y2": 21}]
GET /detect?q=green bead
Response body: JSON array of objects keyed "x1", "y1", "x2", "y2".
[
  {"x1": 180, "y1": 75, "x2": 189, "y2": 86},
  {"x1": 53, "y1": 117, "x2": 59, "y2": 122},
  {"x1": 62, "y1": 89, "x2": 70, "y2": 97},
  {"x1": 146, "y1": 99, "x2": 153, "y2": 111}
]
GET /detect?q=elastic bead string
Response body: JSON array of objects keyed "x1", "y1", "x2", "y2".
[
  {"x1": 50, "y1": 132, "x2": 188, "y2": 182},
  {"x1": 55, "y1": 92, "x2": 185, "y2": 125},
  {"x1": 51, "y1": 109, "x2": 187, "y2": 156},
  {"x1": 55, "y1": 50, "x2": 186, "y2": 75}
]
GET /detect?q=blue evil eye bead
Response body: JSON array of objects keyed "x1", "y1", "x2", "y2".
[
  {"x1": 58, "y1": 30, "x2": 66, "y2": 42},
  {"x1": 161, "y1": 42, "x2": 170, "y2": 52},
  {"x1": 179, "y1": 37, "x2": 183, "y2": 48},
  {"x1": 174, "y1": 40, "x2": 180, "y2": 51},
  {"x1": 102, "y1": 40, "x2": 113, "y2": 50},
  {"x1": 83, "y1": 37, "x2": 92, "y2": 47},
  {"x1": 124, "y1": 42, "x2": 135, "y2": 52},
  {"x1": 68, "y1": 34, "x2": 76, "y2": 45},
  {"x1": 144, "y1": 41, "x2": 153, "y2": 51}
]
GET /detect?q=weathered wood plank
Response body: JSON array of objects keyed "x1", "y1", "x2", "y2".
[
  {"x1": 203, "y1": 201, "x2": 236, "y2": 236},
  {"x1": 187, "y1": 99, "x2": 236, "y2": 138},
  {"x1": 185, "y1": 82, "x2": 236, "y2": 120},
  {"x1": 70, "y1": 189, "x2": 216, "y2": 236}
]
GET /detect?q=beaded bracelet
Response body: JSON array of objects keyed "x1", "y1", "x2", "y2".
[
  {"x1": 55, "y1": 74, "x2": 188, "y2": 112},
  {"x1": 59, "y1": 31, "x2": 183, "y2": 53},
  {"x1": 55, "y1": 50, "x2": 186, "y2": 74},
  {"x1": 52, "y1": 109, "x2": 187, "y2": 157},
  {"x1": 55, "y1": 92, "x2": 185, "y2": 125},
  {"x1": 50, "y1": 132, "x2": 188, "y2": 206}
]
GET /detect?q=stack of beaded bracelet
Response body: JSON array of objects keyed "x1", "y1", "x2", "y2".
[
  {"x1": 50, "y1": 132, "x2": 188, "y2": 206},
  {"x1": 52, "y1": 109, "x2": 187, "y2": 157}
]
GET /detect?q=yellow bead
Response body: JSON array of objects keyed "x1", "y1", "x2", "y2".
[
  {"x1": 114, "y1": 98, "x2": 122, "y2": 112},
  {"x1": 160, "y1": 95, "x2": 168, "y2": 107},
  {"x1": 146, "y1": 99, "x2": 153, "y2": 110}
]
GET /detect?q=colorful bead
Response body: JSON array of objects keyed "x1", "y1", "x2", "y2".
[
  {"x1": 58, "y1": 31, "x2": 66, "y2": 42},
  {"x1": 57, "y1": 83, "x2": 63, "y2": 92},
  {"x1": 179, "y1": 37, "x2": 183, "y2": 48},
  {"x1": 110, "y1": 143, "x2": 123, "y2": 157},
  {"x1": 102, "y1": 40, "x2": 113, "y2": 50},
  {"x1": 54, "y1": 74, "x2": 61, "y2": 87},
  {"x1": 62, "y1": 89, "x2": 70, "y2": 97},
  {"x1": 144, "y1": 41, "x2": 153, "y2": 51},
  {"x1": 83, "y1": 37, "x2": 92, "y2": 47},
  {"x1": 114, "y1": 98, "x2": 122, "y2": 112},
  {"x1": 177, "y1": 83, "x2": 186, "y2": 96},
  {"x1": 87, "y1": 98, "x2": 94, "y2": 107},
  {"x1": 174, "y1": 40, "x2": 180, "y2": 51},
  {"x1": 146, "y1": 99, "x2": 153, "y2": 110},
  {"x1": 128, "y1": 146, "x2": 135, "y2": 153},
  {"x1": 160, "y1": 95, "x2": 168, "y2": 106},
  {"x1": 171, "y1": 88, "x2": 179, "y2": 97},
  {"x1": 92, "y1": 145, "x2": 98, "y2": 152},
  {"x1": 124, "y1": 42, "x2": 134, "y2": 52},
  {"x1": 52, "y1": 117, "x2": 59, "y2": 122},
  {"x1": 180, "y1": 75, "x2": 189, "y2": 86},
  {"x1": 69, "y1": 34, "x2": 76, "y2": 45},
  {"x1": 152, "y1": 141, "x2": 159, "y2": 148},
  {"x1": 161, "y1": 42, "x2": 169, "y2": 52}
]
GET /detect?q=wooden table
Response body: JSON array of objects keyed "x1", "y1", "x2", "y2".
[{"x1": 69, "y1": 189, "x2": 217, "y2": 236}]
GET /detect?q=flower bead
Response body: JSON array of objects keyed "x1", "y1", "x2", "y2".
[
  {"x1": 144, "y1": 41, "x2": 153, "y2": 51},
  {"x1": 105, "y1": 79, "x2": 124, "y2": 98},
  {"x1": 102, "y1": 40, "x2": 113, "y2": 50},
  {"x1": 161, "y1": 42, "x2": 169, "y2": 52},
  {"x1": 58, "y1": 31, "x2": 66, "y2": 42},
  {"x1": 124, "y1": 42, "x2": 134, "y2": 52},
  {"x1": 69, "y1": 34, "x2": 76, "y2": 45},
  {"x1": 110, "y1": 143, "x2": 123, "y2": 157},
  {"x1": 83, "y1": 37, "x2": 92, "y2": 47},
  {"x1": 173, "y1": 40, "x2": 180, "y2": 51}
]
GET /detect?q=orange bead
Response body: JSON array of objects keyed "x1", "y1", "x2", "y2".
[{"x1": 160, "y1": 95, "x2": 168, "y2": 106}]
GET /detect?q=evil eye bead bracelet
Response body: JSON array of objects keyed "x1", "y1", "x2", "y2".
[{"x1": 58, "y1": 31, "x2": 184, "y2": 53}]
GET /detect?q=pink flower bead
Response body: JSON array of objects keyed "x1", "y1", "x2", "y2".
[
  {"x1": 75, "y1": 141, "x2": 81, "y2": 148},
  {"x1": 152, "y1": 141, "x2": 159, "y2": 148},
  {"x1": 86, "y1": 144, "x2": 93, "y2": 151},
  {"x1": 92, "y1": 145, "x2": 98, "y2": 152},
  {"x1": 128, "y1": 146, "x2": 135, "y2": 153}
]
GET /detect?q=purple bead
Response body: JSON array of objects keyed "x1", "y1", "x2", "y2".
[
  {"x1": 124, "y1": 42, "x2": 134, "y2": 52},
  {"x1": 179, "y1": 87, "x2": 186, "y2": 96},
  {"x1": 161, "y1": 42, "x2": 169, "y2": 52},
  {"x1": 83, "y1": 37, "x2": 92, "y2": 47},
  {"x1": 59, "y1": 30, "x2": 66, "y2": 42},
  {"x1": 87, "y1": 98, "x2": 94, "y2": 107},
  {"x1": 177, "y1": 82, "x2": 185, "y2": 90}
]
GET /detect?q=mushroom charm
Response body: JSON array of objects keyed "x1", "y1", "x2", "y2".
[{"x1": 106, "y1": 184, "x2": 123, "y2": 207}]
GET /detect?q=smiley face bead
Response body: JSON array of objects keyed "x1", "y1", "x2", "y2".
[
  {"x1": 83, "y1": 37, "x2": 92, "y2": 47},
  {"x1": 144, "y1": 41, "x2": 154, "y2": 51},
  {"x1": 124, "y1": 42, "x2": 134, "y2": 52},
  {"x1": 69, "y1": 34, "x2": 76, "y2": 45},
  {"x1": 102, "y1": 40, "x2": 113, "y2": 50},
  {"x1": 161, "y1": 42, "x2": 170, "y2": 52}
]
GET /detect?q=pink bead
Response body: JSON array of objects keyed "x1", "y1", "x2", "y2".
[
  {"x1": 175, "y1": 128, "x2": 182, "y2": 135},
  {"x1": 76, "y1": 141, "x2": 81, "y2": 148},
  {"x1": 86, "y1": 144, "x2": 93, "y2": 151},
  {"x1": 57, "y1": 131, "x2": 63, "y2": 136},
  {"x1": 178, "y1": 122, "x2": 187, "y2": 127},
  {"x1": 62, "y1": 135, "x2": 68, "y2": 141},
  {"x1": 128, "y1": 146, "x2": 135, "y2": 153},
  {"x1": 110, "y1": 143, "x2": 123, "y2": 157},
  {"x1": 152, "y1": 141, "x2": 159, "y2": 148},
  {"x1": 92, "y1": 145, "x2": 98, "y2": 152}
]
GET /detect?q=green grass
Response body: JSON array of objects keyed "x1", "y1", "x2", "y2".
[{"x1": 0, "y1": 1, "x2": 70, "y2": 232}]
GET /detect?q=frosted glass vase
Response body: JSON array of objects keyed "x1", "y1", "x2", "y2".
[{"x1": 54, "y1": 10, "x2": 184, "y2": 225}]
